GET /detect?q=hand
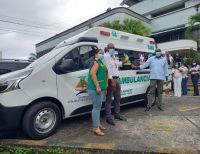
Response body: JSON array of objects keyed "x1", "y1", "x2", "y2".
[
  {"x1": 131, "y1": 64, "x2": 139, "y2": 69},
  {"x1": 96, "y1": 86, "x2": 101, "y2": 94},
  {"x1": 104, "y1": 91, "x2": 107, "y2": 97},
  {"x1": 166, "y1": 81, "x2": 169, "y2": 87}
]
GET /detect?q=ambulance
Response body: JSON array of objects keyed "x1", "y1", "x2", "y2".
[{"x1": 0, "y1": 27, "x2": 158, "y2": 139}]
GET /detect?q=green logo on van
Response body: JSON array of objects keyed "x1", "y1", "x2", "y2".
[
  {"x1": 148, "y1": 45, "x2": 154, "y2": 50},
  {"x1": 112, "y1": 31, "x2": 117, "y2": 38},
  {"x1": 120, "y1": 75, "x2": 150, "y2": 84}
]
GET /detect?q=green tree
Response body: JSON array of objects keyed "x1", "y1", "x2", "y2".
[
  {"x1": 185, "y1": 13, "x2": 200, "y2": 50},
  {"x1": 183, "y1": 48, "x2": 200, "y2": 65},
  {"x1": 103, "y1": 19, "x2": 150, "y2": 36}
]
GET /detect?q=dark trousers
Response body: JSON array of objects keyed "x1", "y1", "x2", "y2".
[
  {"x1": 148, "y1": 79, "x2": 164, "y2": 108},
  {"x1": 105, "y1": 79, "x2": 121, "y2": 119},
  {"x1": 191, "y1": 74, "x2": 199, "y2": 96},
  {"x1": 181, "y1": 77, "x2": 188, "y2": 95}
]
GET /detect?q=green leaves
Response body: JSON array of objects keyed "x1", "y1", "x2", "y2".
[
  {"x1": 185, "y1": 13, "x2": 200, "y2": 40},
  {"x1": 102, "y1": 19, "x2": 151, "y2": 36},
  {"x1": 183, "y1": 48, "x2": 200, "y2": 64},
  {"x1": 0, "y1": 145, "x2": 92, "y2": 154}
]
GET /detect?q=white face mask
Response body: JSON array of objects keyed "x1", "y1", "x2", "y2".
[{"x1": 193, "y1": 63, "x2": 196, "y2": 65}]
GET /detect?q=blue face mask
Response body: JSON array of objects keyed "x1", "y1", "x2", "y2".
[
  {"x1": 98, "y1": 54, "x2": 104, "y2": 61},
  {"x1": 109, "y1": 49, "x2": 115, "y2": 57},
  {"x1": 155, "y1": 52, "x2": 161, "y2": 57}
]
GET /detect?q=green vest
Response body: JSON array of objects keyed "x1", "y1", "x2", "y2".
[{"x1": 87, "y1": 59, "x2": 107, "y2": 91}]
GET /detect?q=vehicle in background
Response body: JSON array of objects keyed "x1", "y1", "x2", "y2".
[{"x1": 0, "y1": 59, "x2": 31, "y2": 75}]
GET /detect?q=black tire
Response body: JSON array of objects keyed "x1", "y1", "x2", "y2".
[{"x1": 22, "y1": 101, "x2": 61, "y2": 140}]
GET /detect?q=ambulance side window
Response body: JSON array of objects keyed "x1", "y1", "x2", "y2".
[
  {"x1": 58, "y1": 45, "x2": 98, "y2": 73},
  {"x1": 117, "y1": 49, "x2": 140, "y2": 66},
  {"x1": 79, "y1": 45, "x2": 98, "y2": 69}
]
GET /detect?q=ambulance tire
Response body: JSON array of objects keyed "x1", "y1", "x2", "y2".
[{"x1": 22, "y1": 101, "x2": 61, "y2": 140}]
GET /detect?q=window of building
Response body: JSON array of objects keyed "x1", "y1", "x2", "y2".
[
  {"x1": 151, "y1": 29, "x2": 185, "y2": 43},
  {"x1": 152, "y1": 4, "x2": 185, "y2": 18}
]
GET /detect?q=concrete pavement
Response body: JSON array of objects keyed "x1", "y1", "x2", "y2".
[{"x1": 1, "y1": 96, "x2": 200, "y2": 154}]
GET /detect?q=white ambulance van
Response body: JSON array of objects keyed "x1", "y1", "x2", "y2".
[{"x1": 0, "y1": 27, "x2": 156, "y2": 139}]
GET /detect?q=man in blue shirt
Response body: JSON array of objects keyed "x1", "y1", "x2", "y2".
[{"x1": 133, "y1": 48, "x2": 169, "y2": 111}]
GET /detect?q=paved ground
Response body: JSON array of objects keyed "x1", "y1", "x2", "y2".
[{"x1": 1, "y1": 96, "x2": 200, "y2": 154}]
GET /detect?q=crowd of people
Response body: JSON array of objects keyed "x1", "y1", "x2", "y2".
[
  {"x1": 87, "y1": 43, "x2": 200, "y2": 136},
  {"x1": 162, "y1": 52, "x2": 200, "y2": 97}
]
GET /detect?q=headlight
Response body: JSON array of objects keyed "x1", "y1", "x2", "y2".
[
  {"x1": 0, "y1": 78, "x2": 23, "y2": 93},
  {"x1": 0, "y1": 68, "x2": 32, "y2": 93}
]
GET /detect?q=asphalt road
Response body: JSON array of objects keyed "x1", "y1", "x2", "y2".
[{"x1": 1, "y1": 96, "x2": 200, "y2": 154}]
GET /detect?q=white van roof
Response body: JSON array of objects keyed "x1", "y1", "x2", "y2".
[{"x1": 56, "y1": 27, "x2": 156, "y2": 53}]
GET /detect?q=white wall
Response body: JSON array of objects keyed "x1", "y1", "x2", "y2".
[
  {"x1": 158, "y1": 39, "x2": 197, "y2": 52},
  {"x1": 151, "y1": 7, "x2": 197, "y2": 33},
  {"x1": 185, "y1": 0, "x2": 200, "y2": 8},
  {"x1": 129, "y1": 0, "x2": 184, "y2": 15}
]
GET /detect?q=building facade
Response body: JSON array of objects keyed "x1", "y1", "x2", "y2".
[
  {"x1": 128, "y1": 0, "x2": 200, "y2": 55},
  {"x1": 36, "y1": 0, "x2": 200, "y2": 57}
]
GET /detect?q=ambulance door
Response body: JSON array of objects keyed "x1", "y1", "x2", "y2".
[
  {"x1": 54, "y1": 43, "x2": 99, "y2": 118},
  {"x1": 118, "y1": 49, "x2": 150, "y2": 99}
]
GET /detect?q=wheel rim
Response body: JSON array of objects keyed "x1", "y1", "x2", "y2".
[{"x1": 34, "y1": 108, "x2": 56, "y2": 134}]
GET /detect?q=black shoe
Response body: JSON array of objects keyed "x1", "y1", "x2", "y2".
[
  {"x1": 145, "y1": 106, "x2": 151, "y2": 112},
  {"x1": 158, "y1": 107, "x2": 164, "y2": 111},
  {"x1": 106, "y1": 118, "x2": 115, "y2": 125},
  {"x1": 114, "y1": 115, "x2": 127, "y2": 121}
]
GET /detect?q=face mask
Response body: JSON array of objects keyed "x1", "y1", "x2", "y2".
[
  {"x1": 98, "y1": 54, "x2": 104, "y2": 61},
  {"x1": 109, "y1": 49, "x2": 115, "y2": 56},
  {"x1": 193, "y1": 63, "x2": 196, "y2": 66},
  {"x1": 155, "y1": 52, "x2": 161, "y2": 57},
  {"x1": 175, "y1": 65, "x2": 178, "y2": 68}
]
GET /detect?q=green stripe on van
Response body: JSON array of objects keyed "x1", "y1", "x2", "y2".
[{"x1": 120, "y1": 75, "x2": 150, "y2": 84}]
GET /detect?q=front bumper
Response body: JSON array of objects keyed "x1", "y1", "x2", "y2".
[{"x1": 0, "y1": 104, "x2": 26, "y2": 131}]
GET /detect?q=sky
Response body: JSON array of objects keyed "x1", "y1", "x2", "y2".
[{"x1": 0, "y1": 0, "x2": 123, "y2": 59}]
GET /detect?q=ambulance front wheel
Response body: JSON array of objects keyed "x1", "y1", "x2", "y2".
[{"x1": 22, "y1": 101, "x2": 61, "y2": 140}]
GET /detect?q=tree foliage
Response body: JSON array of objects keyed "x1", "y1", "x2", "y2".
[
  {"x1": 183, "y1": 48, "x2": 200, "y2": 64},
  {"x1": 102, "y1": 19, "x2": 151, "y2": 36},
  {"x1": 185, "y1": 13, "x2": 200, "y2": 39}
]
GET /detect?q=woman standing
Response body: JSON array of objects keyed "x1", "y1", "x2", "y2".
[
  {"x1": 172, "y1": 63, "x2": 183, "y2": 97},
  {"x1": 87, "y1": 49, "x2": 107, "y2": 136},
  {"x1": 189, "y1": 60, "x2": 199, "y2": 96},
  {"x1": 180, "y1": 63, "x2": 188, "y2": 95}
]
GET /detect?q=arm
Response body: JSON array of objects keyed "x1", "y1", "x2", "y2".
[
  {"x1": 103, "y1": 54, "x2": 113, "y2": 79},
  {"x1": 139, "y1": 58, "x2": 151, "y2": 70},
  {"x1": 194, "y1": 65, "x2": 200, "y2": 71},
  {"x1": 90, "y1": 61, "x2": 101, "y2": 94},
  {"x1": 116, "y1": 60, "x2": 123, "y2": 67},
  {"x1": 164, "y1": 61, "x2": 169, "y2": 81}
]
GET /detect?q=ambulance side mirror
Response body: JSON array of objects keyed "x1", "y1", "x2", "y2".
[{"x1": 54, "y1": 59, "x2": 76, "y2": 74}]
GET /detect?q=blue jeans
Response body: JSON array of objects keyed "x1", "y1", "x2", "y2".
[
  {"x1": 88, "y1": 90, "x2": 105, "y2": 128},
  {"x1": 181, "y1": 77, "x2": 188, "y2": 95},
  {"x1": 191, "y1": 74, "x2": 199, "y2": 96}
]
